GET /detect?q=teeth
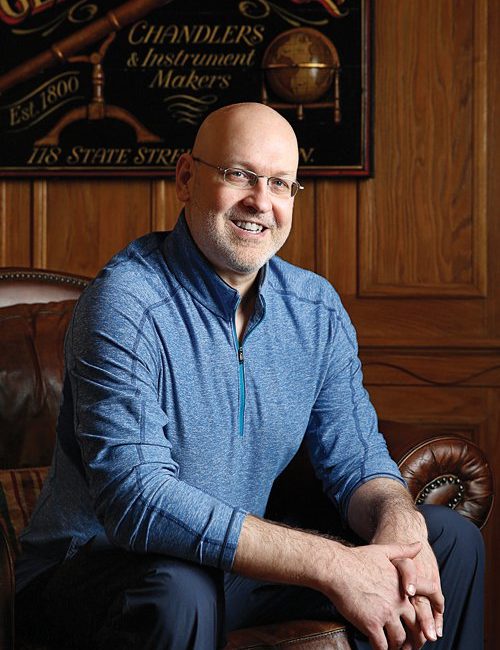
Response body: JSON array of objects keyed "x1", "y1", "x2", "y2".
[{"x1": 235, "y1": 221, "x2": 263, "y2": 233}]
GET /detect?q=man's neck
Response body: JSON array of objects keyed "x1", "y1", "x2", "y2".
[
  {"x1": 215, "y1": 266, "x2": 259, "y2": 298},
  {"x1": 234, "y1": 286, "x2": 257, "y2": 342},
  {"x1": 211, "y1": 265, "x2": 261, "y2": 342}
]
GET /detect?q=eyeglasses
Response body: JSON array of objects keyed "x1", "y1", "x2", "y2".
[{"x1": 192, "y1": 156, "x2": 303, "y2": 198}]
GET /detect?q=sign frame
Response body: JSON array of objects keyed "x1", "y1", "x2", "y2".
[{"x1": 0, "y1": 0, "x2": 373, "y2": 177}]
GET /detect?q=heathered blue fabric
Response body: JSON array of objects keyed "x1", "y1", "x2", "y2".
[{"x1": 16, "y1": 213, "x2": 404, "y2": 592}]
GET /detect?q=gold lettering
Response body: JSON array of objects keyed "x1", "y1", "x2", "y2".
[
  {"x1": 0, "y1": 0, "x2": 30, "y2": 24},
  {"x1": 149, "y1": 69, "x2": 231, "y2": 91},
  {"x1": 27, "y1": 146, "x2": 61, "y2": 165},
  {"x1": 31, "y1": 0, "x2": 55, "y2": 14},
  {"x1": 156, "y1": 24, "x2": 177, "y2": 44},
  {"x1": 237, "y1": 24, "x2": 265, "y2": 46},
  {"x1": 66, "y1": 147, "x2": 132, "y2": 165},
  {"x1": 133, "y1": 147, "x2": 186, "y2": 166},
  {"x1": 0, "y1": 0, "x2": 67, "y2": 24},
  {"x1": 127, "y1": 22, "x2": 265, "y2": 47},
  {"x1": 299, "y1": 147, "x2": 315, "y2": 163},
  {"x1": 128, "y1": 20, "x2": 147, "y2": 45}
]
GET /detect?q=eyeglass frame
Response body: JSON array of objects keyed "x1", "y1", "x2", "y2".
[{"x1": 191, "y1": 156, "x2": 304, "y2": 198}]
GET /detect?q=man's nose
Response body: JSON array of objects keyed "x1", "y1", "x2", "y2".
[{"x1": 241, "y1": 178, "x2": 273, "y2": 212}]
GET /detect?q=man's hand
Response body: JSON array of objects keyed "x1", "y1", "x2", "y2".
[
  {"x1": 233, "y1": 515, "x2": 436, "y2": 650},
  {"x1": 390, "y1": 538, "x2": 444, "y2": 642},
  {"x1": 320, "y1": 540, "x2": 426, "y2": 650},
  {"x1": 349, "y1": 479, "x2": 445, "y2": 647}
]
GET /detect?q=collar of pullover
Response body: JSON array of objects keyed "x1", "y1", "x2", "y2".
[{"x1": 162, "y1": 212, "x2": 268, "y2": 322}]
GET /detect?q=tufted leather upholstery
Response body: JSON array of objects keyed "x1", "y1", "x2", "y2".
[{"x1": 0, "y1": 268, "x2": 494, "y2": 650}]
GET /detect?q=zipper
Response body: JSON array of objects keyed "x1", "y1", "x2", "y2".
[
  {"x1": 237, "y1": 344, "x2": 245, "y2": 437},
  {"x1": 232, "y1": 297, "x2": 266, "y2": 437},
  {"x1": 232, "y1": 320, "x2": 246, "y2": 437}
]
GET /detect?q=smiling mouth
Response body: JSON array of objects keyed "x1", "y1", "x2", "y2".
[{"x1": 234, "y1": 220, "x2": 265, "y2": 233}]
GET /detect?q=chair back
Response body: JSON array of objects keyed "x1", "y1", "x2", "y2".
[{"x1": 0, "y1": 269, "x2": 89, "y2": 469}]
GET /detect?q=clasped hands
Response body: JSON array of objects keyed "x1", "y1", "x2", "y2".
[{"x1": 325, "y1": 537, "x2": 444, "y2": 650}]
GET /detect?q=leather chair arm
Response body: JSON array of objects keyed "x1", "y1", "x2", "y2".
[
  {"x1": 398, "y1": 435, "x2": 494, "y2": 529},
  {"x1": 0, "y1": 525, "x2": 14, "y2": 650}
]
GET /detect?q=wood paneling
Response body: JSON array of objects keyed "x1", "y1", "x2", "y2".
[
  {"x1": 361, "y1": 347, "x2": 500, "y2": 387},
  {"x1": 33, "y1": 178, "x2": 153, "y2": 276},
  {"x1": 279, "y1": 181, "x2": 316, "y2": 272},
  {"x1": 487, "y1": 0, "x2": 500, "y2": 339},
  {"x1": 316, "y1": 180, "x2": 357, "y2": 295},
  {"x1": 152, "y1": 180, "x2": 182, "y2": 232},
  {"x1": 0, "y1": 179, "x2": 31, "y2": 266},
  {"x1": 1, "y1": 0, "x2": 498, "y2": 646},
  {"x1": 359, "y1": 0, "x2": 487, "y2": 298}
]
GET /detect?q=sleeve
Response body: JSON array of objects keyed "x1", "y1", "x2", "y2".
[
  {"x1": 66, "y1": 284, "x2": 246, "y2": 570},
  {"x1": 304, "y1": 295, "x2": 405, "y2": 521}
]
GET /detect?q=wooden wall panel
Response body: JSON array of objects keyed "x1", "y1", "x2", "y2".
[
  {"x1": 487, "y1": 0, "x2": 500, "y2": 339},
  {"x1": 347, "y1": 296, "x2": 488, "y2": 343},
  {"x1": 316, "y1": 180, "x2": 357, "y2": 296},
  {"x1": 359, "y1": 0, "x2": 487, "y2": 298},
  {"x1": 152, "y1": 180, "x2": 182, "y2": 231},
  {"x1": 361, "y1": 347, "x2": 500, "y2": 388},
  {"x1": 279, "y1": 181, "x2": 316, "y2": 272},
  {"x1": 33, "y1": 178, "x2": 153, "y2": 276},
  {"x1": 0, "y1": 179, "x2": 31, "y2": 266}
]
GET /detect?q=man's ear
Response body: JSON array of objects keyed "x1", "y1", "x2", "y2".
[{"x1": 176, "y1": 154, "x2": 193, "y2": 202}]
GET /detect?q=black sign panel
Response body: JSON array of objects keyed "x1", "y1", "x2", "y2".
[{"x1": 0, "y1": 0, "x2": 371, "y2": 176}]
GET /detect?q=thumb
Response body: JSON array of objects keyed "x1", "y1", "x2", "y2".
[{"x1": 386, "y1": 541, "x2": 422, "y2": 561}]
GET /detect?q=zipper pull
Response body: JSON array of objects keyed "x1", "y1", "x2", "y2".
[{"x1": 238, "y1": 346, "x2": 244, "y2": 363}]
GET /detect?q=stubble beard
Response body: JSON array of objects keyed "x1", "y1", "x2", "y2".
[{"x1": 202, "y1": 208, "x2": 289, "y2": 275}]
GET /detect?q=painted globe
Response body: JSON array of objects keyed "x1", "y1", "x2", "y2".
[{"x1": 262, "y1": 28, "x2": 339, "y2": 104}]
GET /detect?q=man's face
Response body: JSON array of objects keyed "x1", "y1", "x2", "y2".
[{"x1": 178, "y1": 105, "x2": 299, "y2": 285}]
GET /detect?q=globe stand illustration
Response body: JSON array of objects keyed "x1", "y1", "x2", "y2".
[{"x1": 261, "y1": 27, "x2": 341, "y2": 122}]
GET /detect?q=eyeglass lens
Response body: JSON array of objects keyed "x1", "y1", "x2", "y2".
[{"x1": 224, "y1": 168, "x2": 299, "y2": 197}]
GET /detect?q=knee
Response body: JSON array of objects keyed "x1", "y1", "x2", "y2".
[
  {"x1": 420, "y1": 504, "x2": 484, "y2": 565},
  {"x1": 140, "y1": 558, "x2": 221, "y2": 620},
  {"x1": 93, "y1": 558, "x2": 222, "y2": 650}
]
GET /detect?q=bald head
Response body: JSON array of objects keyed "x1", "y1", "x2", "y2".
[
  {"x1": 192, "y1": 103, "x2": 299, "y2": 176},
  {"x1": 175, "y1": 103, "x2": 298, "y2": 290}
]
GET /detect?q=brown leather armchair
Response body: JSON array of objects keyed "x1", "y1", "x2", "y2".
[{"x1": 0, "y1": 268, "x2": 494, "y2": 650}]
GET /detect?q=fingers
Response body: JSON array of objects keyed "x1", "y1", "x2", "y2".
[
  {"x1": 384, "y1": 618, "x2": 409, "y2": 650},
  {"x1": 367, "y1": 627, "x2": 389, "y2": 650},
  {"x1": 434, "y1": 603, "x2": 444, "y2": 639},
  {"x1": 367, "y1": 604, "x2": 427, "y2": 650},
  {"x1": 393, "y1": 557, "x2": 438, "y2": 598},
  {"x1": 411, "y1": 596, "x2": 436, "y2": 641},
  {"x1": 385, "y1": 541, "x2": 422, "y2": 562},
  {"x1": 400, "y1": 603, "x2": 427, "y2": 650},
  {"x1": 426, "y1": 586, "x2": 445, "y2": 623},
  {"x1": 412, "y1": 595, "x2": 444, "y2": 641},
  {"x1": 399, "y1": 599, "x2": 427, "y2": 650}
]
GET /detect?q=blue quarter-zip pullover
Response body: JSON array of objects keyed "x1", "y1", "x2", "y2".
[{"x1": 16, "y1": 213, "x2": 403, "y2": 592}]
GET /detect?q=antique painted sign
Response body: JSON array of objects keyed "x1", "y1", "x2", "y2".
[{"x1": 0, "y1": 0, "x2": 371, "y2": 176}]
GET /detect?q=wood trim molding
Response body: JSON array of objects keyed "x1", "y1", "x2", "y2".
[
  {"x1": 32, "y1": 180, "x2": 47, "y2": 268},
  {"x1": 152, "y1": 179, "x2": 181, "y2": 232},
  {"x1": 472, "y1": 0, "x2": 488, "y2": 296},
  {"x1": 151, "y1": 179, "x2": 167, "y2": 231},
  {"x1": 0, "y1": 182, "x2": 6, "y2": 265},
  {"x1": 360, "y1": 345, "x2": 500, "y2": 387}
]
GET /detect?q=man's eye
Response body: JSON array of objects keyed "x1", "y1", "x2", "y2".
[
  {"x1": 270, "y1": 177, "x2": 290, "y2": 191},
  {"x1": 227, "y1": 169, "x2": 250, "y2": 181}
]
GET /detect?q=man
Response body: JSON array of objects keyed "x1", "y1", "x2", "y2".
[{"x1": 16, "y1": 103, "x2": 483, "y2": 650}]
